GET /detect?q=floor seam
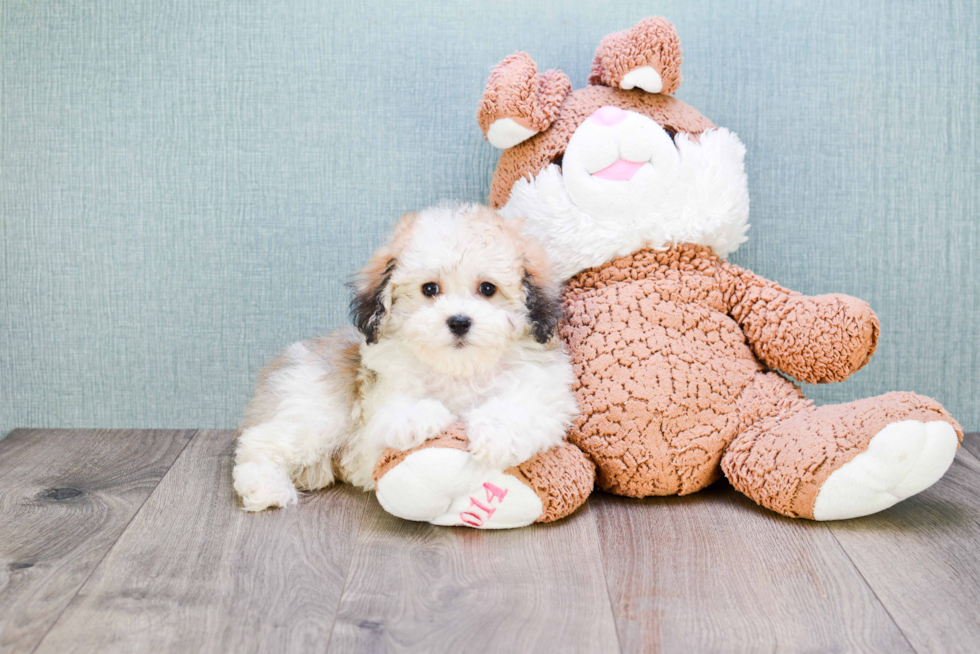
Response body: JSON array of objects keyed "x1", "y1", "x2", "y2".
[
  {"x1": 589, "y1": 499, "x2": 626, "y2": 654},
  {"x1": 28, "y1": 428, "x2": 199, "y2": 654},
  {"x1": 823, "y1": 523, "x2": 920, "y2": 654},
  {"x1": 321, "y1": 490, "x2": 371, "y2": 654}
]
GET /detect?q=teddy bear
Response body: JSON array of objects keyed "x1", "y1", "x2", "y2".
[{"x1": 372, "y1": 17, "x2": 963, "y2": 527}]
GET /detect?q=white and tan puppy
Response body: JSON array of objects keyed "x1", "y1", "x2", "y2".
[{"x1": 232, "y1": 203, "x2": 576, "y2": 512}]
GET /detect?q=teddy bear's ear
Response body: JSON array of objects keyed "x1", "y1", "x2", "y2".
[
  {"x1": 477, "y1": 52, "x2": 571, "y2": 149},
  {"x1": 589, "y1": 17, "x2": 683, "y2": 95}
]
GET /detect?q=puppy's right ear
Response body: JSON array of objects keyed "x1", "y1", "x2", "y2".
[
  {"x1": 505, "y1": 218, "x2": 563, "y2": 344},
  {"x1": 349, "y1": 212, "x2": 416, "y2": 345},
  {"x1": 350, "y1": 253, "x2": 395, "y2": 345},
  {"x1": 477, "y1": 53, "x2": 570, "y2": 149}
]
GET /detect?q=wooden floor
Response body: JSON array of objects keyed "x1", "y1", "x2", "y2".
[{"x1": 1, "y1": 430, "x2": 979, "y2": 654}]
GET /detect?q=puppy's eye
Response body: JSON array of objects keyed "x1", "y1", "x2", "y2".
[
  {"x1": 421, "y1": 282, "x2": 440, "y2": 297},
  {"x1": 478, "y1": 282, "x2": 497, "y2": 298}
]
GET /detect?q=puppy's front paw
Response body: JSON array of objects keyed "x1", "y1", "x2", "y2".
[
  {"x1": 233, "y1": 461, "x2": 299, "y2": 512},
  {"x1": 381, "y1": 399, "x2": 457, "y2": 452},
  {"x1": 467, "y1": 417, "x2": 530, "y2": 469}
]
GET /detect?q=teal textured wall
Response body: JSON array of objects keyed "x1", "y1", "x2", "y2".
[{"x1": 1, "y1": 0, "x2": 977, "y2": 435}]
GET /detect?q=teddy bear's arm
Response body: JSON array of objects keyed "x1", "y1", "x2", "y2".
[{"x1": 719, "y1": 262, "x2": 880, "y2": 384}]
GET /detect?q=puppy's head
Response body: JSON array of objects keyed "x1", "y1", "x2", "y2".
[{"x1": 350, "y1": 203, "x2": 561, "y2": 377}]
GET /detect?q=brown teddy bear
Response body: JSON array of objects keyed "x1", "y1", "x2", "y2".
[{"x1": 373, "y1": 17, "x2": 962, "y2": 526}]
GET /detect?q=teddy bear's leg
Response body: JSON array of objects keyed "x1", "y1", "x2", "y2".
[
  {"x1": 372, "y1": 423, "x2": 594, "y2": 529},
  {"x1": 722, "y1": 375, "x2": 963, "y2": 520}
]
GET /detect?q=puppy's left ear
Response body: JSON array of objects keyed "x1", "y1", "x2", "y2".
[{"x1": 515, "y1": 225, "x2": 563, "y2": 344}]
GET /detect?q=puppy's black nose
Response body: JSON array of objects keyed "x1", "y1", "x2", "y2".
[{"x1": 447, "y1": 315, "x2": 472, "y2": 337}]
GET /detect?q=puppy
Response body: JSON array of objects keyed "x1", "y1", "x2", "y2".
[{"x1": 232, "y1": 203, "x2": 577, "y2": 511}]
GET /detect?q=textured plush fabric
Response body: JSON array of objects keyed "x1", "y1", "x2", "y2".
[
  {"x1": 560, "y1": 245, "x2": 962, "y2": 514},
  {"x1": 723, "y1": 392, "x2": 962, "y2": 518},
  {"x1": 589, "y1": 16, "x2": 684, "y2": 94},
  {"x1": 1, "y1": 1, "x2": 977, "y2": 437},
  {"x1": 505, "y1": 437, "x2": 595, "y2": 523},
  {"x1": 477, "y1": 53, "x2": 571, "y2": 134},
  {"x1": 721, "y1": 265, "x2": 881, "y2": 384},
  {"x1": 373, "y1": 424, "x2": 595, "y2": 524}
]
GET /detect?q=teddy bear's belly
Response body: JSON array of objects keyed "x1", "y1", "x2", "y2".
[{"x1": 562, "y1": 275, "x2": 763, "y2": 497}]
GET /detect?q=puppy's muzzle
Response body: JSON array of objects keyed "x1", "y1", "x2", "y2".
[{"x1": 447, "y1": 315, "x2": 472, "y2": 337}]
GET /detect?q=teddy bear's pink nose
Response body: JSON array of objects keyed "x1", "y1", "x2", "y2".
[{"x1": 590, "y1": 105, "x2": 628, "y2": 126}]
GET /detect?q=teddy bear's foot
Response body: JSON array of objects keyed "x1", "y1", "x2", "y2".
[
  {"x1": 375, "y1": 446, "x2": 544, "y2": 529},
  {"x1": 812, "y1": 420, "x2": 959, "y2": 521},
  {"x1": 723, "y1": 390, "x2": 962, "y2": 519},
  {"x1": 373, "y1": 423, "x2": 596, "y2": 528}
]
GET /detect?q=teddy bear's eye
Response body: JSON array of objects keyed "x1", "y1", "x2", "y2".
[
  {"x1": 421, "y1": 282, "x2": 440, "y2": 297},
  {"x1": 479, "y1": 282, "x2": 497, "y2": 298}
]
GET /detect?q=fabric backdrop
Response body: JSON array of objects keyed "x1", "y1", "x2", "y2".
[{"x1": 2, "y1": 0, "x2": 977, "y2": 436}]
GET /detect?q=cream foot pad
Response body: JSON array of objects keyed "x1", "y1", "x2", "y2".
[
  {"x1": 813, "y1": 420, "x2": 959, "y2": 520},
  {"x1": 375, "y1": 447, "x2": 543, "y2": 529}
]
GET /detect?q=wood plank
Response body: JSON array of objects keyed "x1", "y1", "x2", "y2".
[
  {"x1": 0, "y1": 429, "x2": 193, "y2": 654},
  {"x1": 33, "y1": 430, "x2": 368, "y2": 654},
  {"x1": 827, "y1": 446, "x2": 980, "y2": 654},
  {"x1": 960, "y1": 432, "x2": 980, "y2": 459},
  {"x1": 328, "y1": 496, "x2": 620, "y2": 653},
  {"x1": 592, "y1": 481, "x2": 913, "y2": 654}
]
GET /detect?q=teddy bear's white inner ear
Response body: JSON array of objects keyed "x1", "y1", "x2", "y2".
[
  {"x1": 620, "y1": 66, "x2": 663, "y2": 93},
  {"x1": 487, "y1": 118, "x2": 539, "y2": 149}
]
